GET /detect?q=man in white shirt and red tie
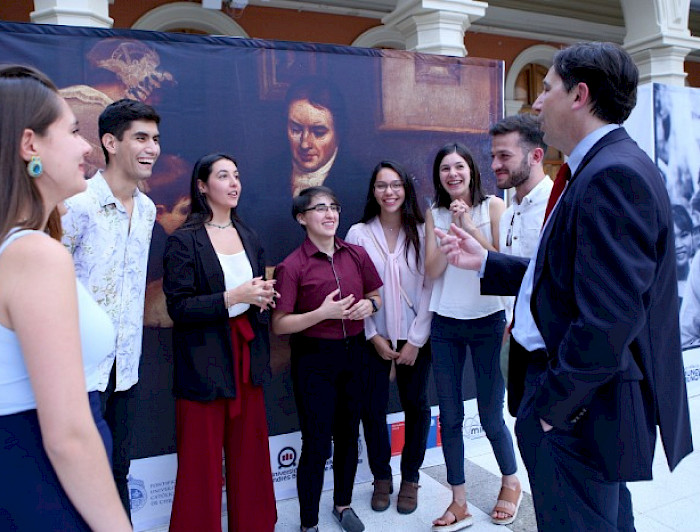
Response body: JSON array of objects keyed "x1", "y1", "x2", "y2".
[{"x1": 435, "y1": 42, "x2": 692, "y2": 531}]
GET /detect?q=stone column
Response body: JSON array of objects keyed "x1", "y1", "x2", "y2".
[
  {"x1": 382, "y1": 0, "x2": 487, "y2": 57},
  {"x1": 621, "y1": 0, "x2": 700, "y2": 85},
  {"x1": 31, "y1": 0, "x2": 113, "y2": 28}
]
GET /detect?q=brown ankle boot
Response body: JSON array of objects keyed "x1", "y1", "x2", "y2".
[
  {"x1": 396, "y1": 480, "x2": 420, "y2": 514},
  {"x1": 371, "y1": 478, "x2": 392, "y2": 512}
]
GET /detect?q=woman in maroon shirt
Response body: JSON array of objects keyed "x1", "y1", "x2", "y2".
[{"x1": 272, "y1": 186, "x2": 382, "y2": 532}]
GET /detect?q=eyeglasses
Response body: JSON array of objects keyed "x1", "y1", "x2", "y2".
[
  {"x1": 303, "y1": 203, "x2": 341, "y2": 214},
  {"x1": 374, "y1": 181, "x2": 404, "y2": 192}
]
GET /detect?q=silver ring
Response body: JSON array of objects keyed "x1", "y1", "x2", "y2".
[{"x1": 258, "y1": 296, "x2": 263, "y2": 303}]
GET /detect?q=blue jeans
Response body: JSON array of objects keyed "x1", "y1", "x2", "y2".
[{"x1": 431, "y1": 311, "x2": 517, "y2": 485}]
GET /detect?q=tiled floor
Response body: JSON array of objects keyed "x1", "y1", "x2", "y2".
[{"x1": 273, "y1": 393, "x2": 700, "y2": 531}]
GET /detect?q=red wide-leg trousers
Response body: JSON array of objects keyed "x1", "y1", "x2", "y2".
[
  {"x1": 169, "y1": 316, "x2": 277, "y2": 532},
  {"x1": 169, "y1": 389, "x2": 277, "y2": 532}
]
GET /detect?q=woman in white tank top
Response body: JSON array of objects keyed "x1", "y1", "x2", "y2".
[
  {"x1": 0, "y1": 65, "x2": 130, "y2": 531},
  {"x1": 425, "y1": 143, "x2": 522, "y2": 530}
]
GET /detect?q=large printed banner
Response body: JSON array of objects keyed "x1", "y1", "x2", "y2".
[
  {"x1": 0, "y1": 21, "x2": 504, "y2": 530},
  {"x1": 626, "y1": 83, "x2": 700, "y2": 397}
]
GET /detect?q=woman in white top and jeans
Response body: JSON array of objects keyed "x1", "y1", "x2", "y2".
[
  {"x1": 425, "y1": 143, "x2": 522, "y2": 531},
  {"x1": 345, "y1": 160, "x2": 433, "y2": 515},
  {"x1": 0, "y1": 65, "x2": 130, "y2": 531}
]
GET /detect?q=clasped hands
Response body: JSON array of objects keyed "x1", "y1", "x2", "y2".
[
  {"x1": 230, "y1": 276, "x2": 279, "y2": 311},
  {"x1": 371, "y1": 335, "x2": 419, "y2": 366},
  {"x1": 449, "y1": 199, "x2": 476, "y2": 233},
  {"x1": 319, "y1": 288, "x2": 374, "y2": 321}
]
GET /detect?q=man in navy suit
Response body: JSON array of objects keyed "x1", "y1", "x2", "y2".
[{"x1": 435, "y1": 42, "x2": 693, "y2": 531}]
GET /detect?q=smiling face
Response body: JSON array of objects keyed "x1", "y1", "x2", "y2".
[
  {"x1": 198, "y1": 158, "x2": 241, "y2": 214},
  {"x1": 106, "y1": 119, "x2": 160, "y2": 182},
  {"x1": 439, "y1": 151, "x2": 471, "y2": 201},
  {"x1": 373, "y1": 167, "x2": 405, "y2": 216},
  {"x1": 32, "y1": 97, "x2": 92, "y2": 203},
  {"x1": 287, "y1": 99, "x2": 338, "y2": 173},
  {"x1": 675, "y1": 222, "x2": 693, "y2": 272},
  {"x1": 296, "y1": 193, "x2": 339, "y2": 239},
  {"x1": 491, "y1": 131, "x2": 531, "y2": 190}
]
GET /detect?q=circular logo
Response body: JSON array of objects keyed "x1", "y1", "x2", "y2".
[
  {"x1": 278, "y1": 446, "x2": 297, "y2": 469},
  {"x1": 128, "y1": 476, "x2": 147, "y2": 513},
  {"x1": 463, "y1": 414, "x2": 485, "y2": 441}
]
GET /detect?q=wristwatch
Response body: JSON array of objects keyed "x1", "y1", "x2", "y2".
[{"x1": 367, "y1": 297, "x2": 379, "y2": 314}]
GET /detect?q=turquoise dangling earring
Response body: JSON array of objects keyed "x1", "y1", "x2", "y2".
[{"x1": 27, "y1": 155, "x2": 43, "y2": 178}]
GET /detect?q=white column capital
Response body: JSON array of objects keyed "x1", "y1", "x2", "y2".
[
  {"x1": 626, "y1": 34, "x2": 700, "y2": 86},
  {"x1": 31, "y1": 0, "x2": 113, "y2": 28},
  {"x1": 383, "y1": 0, "x2": 488, "y2": 57},
  {"x1": 621, "y1": 0, "x2": 700, "y2": 86}
]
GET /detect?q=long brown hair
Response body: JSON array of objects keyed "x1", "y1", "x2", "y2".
[{"x1": 0, "y1": 65, "x2": 62, "y2": 242}]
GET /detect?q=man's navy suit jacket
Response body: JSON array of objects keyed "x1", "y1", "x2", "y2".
[{"x1": 481, "y1": 127, "x2": 693, "y2": 482}]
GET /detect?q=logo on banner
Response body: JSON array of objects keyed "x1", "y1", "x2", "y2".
[
  {"x1": 128, "y1": 475, "x2": 147, "y2": 513},
  {"x1": 278, "y1": 446, "x2": 297, "y2": 468},
  {"x1": 463, "y1": 414, "x2": 485, "y2": 440}
]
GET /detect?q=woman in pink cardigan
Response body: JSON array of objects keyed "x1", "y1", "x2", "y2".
[{"x1": 345, "y1": 160, "x2": 433, "y2": 516}]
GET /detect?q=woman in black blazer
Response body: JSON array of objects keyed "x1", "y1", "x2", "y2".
[{"x1": 163, "y1": 153, "x2": 278, "y2": 532}]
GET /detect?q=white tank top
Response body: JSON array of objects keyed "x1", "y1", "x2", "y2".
[
  {"x1": 0, "y1": 230, "x2": 115, "y2": 415},
  {"x1": 429, "y1": 198, "x2": 505, "y2": 320},
  {"x1": 217, "y1": 250, "x2": 253, "y2": 318}
]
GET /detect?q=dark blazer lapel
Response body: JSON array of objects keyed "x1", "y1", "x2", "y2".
[
  {"x1": 194, "y1": 226, "x2": 226, "y2": 294},
  {"x1": 531, "y1": 128, "x2": 630, "y2": 295},
  {"x1": 234, "y1": 220, "x2": 262, "y2": 278}
]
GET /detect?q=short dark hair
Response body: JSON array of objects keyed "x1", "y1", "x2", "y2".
[
  {"x1": 553, "y1": 42, "x2": 638, "y2": 124},
  {"x1": 489, "y1": 114, "x2": 547, "y2": 153},
  {"x1": 292, "y1": 186, "x2": 339, "y2": 223},
  {"x1": 432, "y1": 143, "x2": 486, "y2": 209},
  {"x1": 98, "y1": 98, "x2": 160, "y2": 164},
  {"x1": 673, "y1": 204, "x2": 693, "y2": 233},
  {"x1": 285, "y1": 77, "x2": 347, "y2": 141}
]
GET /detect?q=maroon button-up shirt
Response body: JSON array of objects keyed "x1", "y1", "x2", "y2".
[{"x1": 274, "y1": 236, "x2": 383, "y2": 339}]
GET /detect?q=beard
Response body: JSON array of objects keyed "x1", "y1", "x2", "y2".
[{"x1": 505, "y1": 158, "x2": 531, "y2": 189}]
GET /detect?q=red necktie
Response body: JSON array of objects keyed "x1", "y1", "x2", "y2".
[{"x1": 542, "y1": 162, "x2": 571, "y2": 226}]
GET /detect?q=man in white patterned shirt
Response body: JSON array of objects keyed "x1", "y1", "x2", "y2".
[
  {"x1": 62, "y1": 99, "x2": 160, "y2": 517},
  {"x1": 490, "y1": 114, "x2": 553, "y2": 324}
]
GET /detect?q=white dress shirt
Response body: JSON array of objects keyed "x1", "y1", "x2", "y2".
[
  {"x1": 511, "y1": 124, "x2": 620, "y2": 351},
  {"x1": 499, "y1": 177, "x2": 553, "y2": 322}
]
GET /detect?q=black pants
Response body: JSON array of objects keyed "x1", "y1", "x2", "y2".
[
  {"x1": 101, "y1": 364, "x2": 139, "y2": 518},
  {"x1": 290, "y1": 333, "x2": 367, "y2": 528},
  {"x1": 361, "y1": 340, "x2": 431, "y2": 483},
  {"x1": 514, "y1": 356, "x2": 635, "y2": 532}
]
